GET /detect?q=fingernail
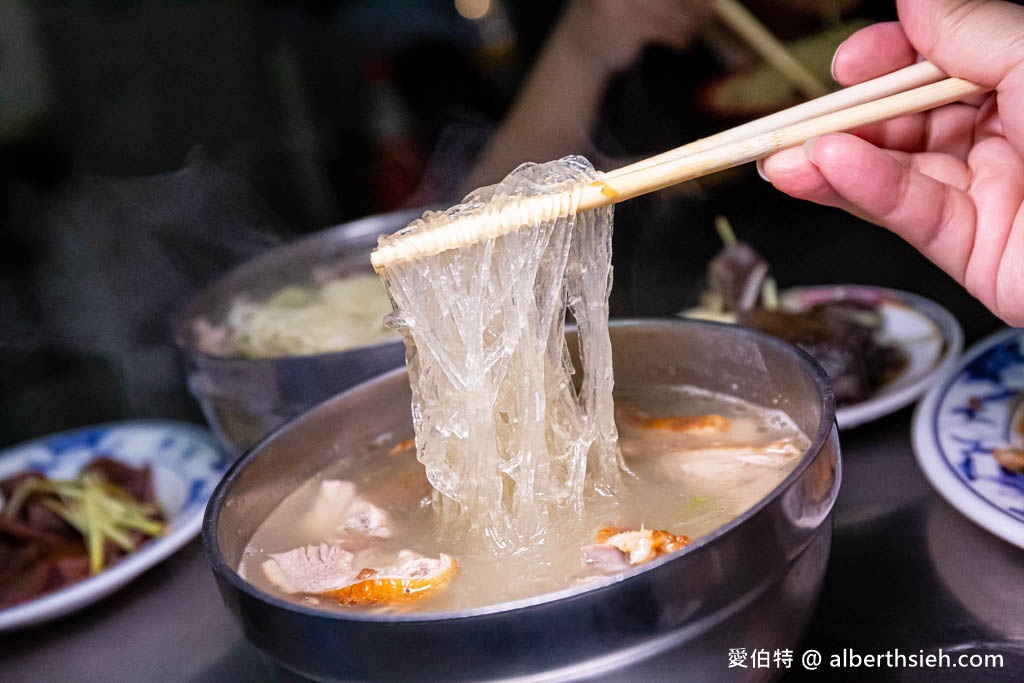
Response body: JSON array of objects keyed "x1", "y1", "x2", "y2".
[
  {"x1": 755, "y1": 158, "x2": 769, "y2": 182},
  {"x1": 830, "y1": 40, "x2": 845, "y2": 81},
  {"x1": 802, "y1": 137, "x2": 819, "y2": 165}
]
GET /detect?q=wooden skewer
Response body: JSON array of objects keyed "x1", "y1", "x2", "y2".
[
  {"x1": 371, "y1": 74, "x2": 988, "y2": 272},
  {"x1": 712, "y1": 0, "x2": 828, "y2": 99}
]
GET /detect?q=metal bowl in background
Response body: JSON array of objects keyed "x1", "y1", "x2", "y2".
[
  {"x1": 173, "y1": 209, "x2": 421, "y2": 454},
  {"x1": 204, "y1": 319, "x2": 841, "y2": 682}
]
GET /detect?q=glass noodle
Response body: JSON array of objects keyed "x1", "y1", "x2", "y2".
[{"x1": 377, "y1": 157, "x2": 622, "y2": 552}]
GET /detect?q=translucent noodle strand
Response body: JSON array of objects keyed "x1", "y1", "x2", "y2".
[{"x1": 378, "y1": 157, "x2": 623, "y2": 552}]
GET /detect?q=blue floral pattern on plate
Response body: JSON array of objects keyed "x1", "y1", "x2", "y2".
[
  {"x1": 0, "y1": 421, "x2": 227, "y2": 631},
  {"x1": 913, "y1": 328, "x2": 1024, "y2": 548}
]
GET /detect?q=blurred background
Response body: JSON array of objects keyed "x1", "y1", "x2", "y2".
[{"x1": 0, "y1": 0, "x2": 1003, "y2": 444}]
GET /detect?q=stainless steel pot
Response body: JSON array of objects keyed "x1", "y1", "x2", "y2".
[
  {"x1": 174, "y1": 210, "x2": 421, "y2": 454},
  {"x1": 204, "y1": 319, "x2": 841, "y2": 681}
]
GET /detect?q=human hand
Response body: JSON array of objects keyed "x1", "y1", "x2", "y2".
[
  {"x1": 553, "y1": 0, "x2": 715, "y2": 77},
  {"x1": 760, "y1": 0, "x2": 1024, "y2": 326}
]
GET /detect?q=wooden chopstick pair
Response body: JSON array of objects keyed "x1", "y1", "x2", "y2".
[
  {"x1": 371, "y1": 62, "x2": 988, "y2": 271},
  {"x1": 583, "y1": 61, "x2": 986, "y2": 209}
]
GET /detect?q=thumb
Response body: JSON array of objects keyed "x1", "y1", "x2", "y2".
[
  {"x1": 898, "y1": 0, "x2": 1024, "y2": 87},
  {"x1": 898, "y1": 0, "x2": 1024, "y2": 151}
]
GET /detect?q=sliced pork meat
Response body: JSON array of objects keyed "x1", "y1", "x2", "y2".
[
  {"x1": 659, "y1": 439, "x2": 804, "y2": 511},
  {"x1": 303, "y1": 480, "x2": 393, "y2": 541},
  {"x1": 580, "y1": 542, "x2": 632, "y2": 575},
  {"x1": 261, "y1": 543, "x2": 357, "y2": 594},
  {"x1": 265, "y1": 480, "x2": 457, "y2": 605},
  {"x1": 580, "y1": 526, "x2": 690, "y2": 576},
  {"x1": 262, "y1": 545, "x2": 457, "y2": 606}
]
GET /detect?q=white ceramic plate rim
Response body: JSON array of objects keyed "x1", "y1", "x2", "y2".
[
  {"x1": 912, "y1": 327, "x2": 1024, "y2": 549},
  {"x1": 781, "y1": 285, "x2": 964, "y2": 429},
  {"x1": 0, "y1": 420, "x2": 226, "y2": 631}
]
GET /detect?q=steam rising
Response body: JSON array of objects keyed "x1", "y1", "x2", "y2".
[{"x1": 16, "y1": 154, "x2": 288, "y2": 416}]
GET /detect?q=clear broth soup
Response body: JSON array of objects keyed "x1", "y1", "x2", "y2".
[{"x1": 239, "y1": 385, "x2": 808, "y2": 613}]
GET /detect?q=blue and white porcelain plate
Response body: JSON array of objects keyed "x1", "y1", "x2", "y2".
[
  {"x1": 912, "y1": 328, "x2": 1024, "y2": 549},
  {"x1": 0, "y1": 421, "x2": 227, "y2": 631}
]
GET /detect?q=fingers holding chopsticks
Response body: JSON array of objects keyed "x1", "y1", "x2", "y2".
[
  {"x1": 829, "y1": 22, "x2": 920, "y2": 86},
  {"x1": 835, "y1": 100, "x2": 980, "y2": 159},
  {"x1": 760, "y1": 0, "x2": 1024, "y2": 326}
]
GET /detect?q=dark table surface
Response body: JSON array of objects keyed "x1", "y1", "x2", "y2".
[{"x1": 2, "y1": 180, "x2": 1023, "y2": 681}]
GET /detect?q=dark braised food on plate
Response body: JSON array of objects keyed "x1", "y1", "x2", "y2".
[
  {"x1": 0, "y1": 458, "x2": 166, "y2": 609},
  {"x1": 687, "y1": 218, "x2": 907, "y2": 405},
  {"x1": 737, "y1": 304, "x2": 906, "y2": 405}
]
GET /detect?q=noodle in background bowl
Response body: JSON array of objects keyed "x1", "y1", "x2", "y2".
[
  {"x1": 204, "y1": 319, "x2": 841, "y2": 682},
  {"x1": 173, "y1": 209, "x2": 419, "y2": 455}
]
